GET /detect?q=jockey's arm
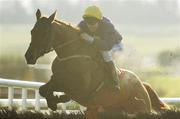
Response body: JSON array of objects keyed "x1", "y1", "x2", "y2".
[
  {"x1": 77, "y1": 21, "x2": 123, "y2": 51},
  {"x1": 93, "y1": 25, "x2": 123, "y2": 51}
]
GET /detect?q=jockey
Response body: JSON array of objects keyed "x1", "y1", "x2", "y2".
[{"x1": 78, "y1": 5, "x2": 123, "y2": 91}]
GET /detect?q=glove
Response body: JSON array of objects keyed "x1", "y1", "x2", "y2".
[
  {"x1": 101, "y1": 51, "x2": 112, "y2": 62},
  {"x1": 80, "y1": 33, "x2": 94, "y2": 44}
]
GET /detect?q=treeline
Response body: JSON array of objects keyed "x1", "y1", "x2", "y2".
[{"x1": 158, "y1": 48, "x2": 180, "y2": 66}]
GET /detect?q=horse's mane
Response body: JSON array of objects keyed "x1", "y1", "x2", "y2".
[{"x1": 54, "y1": 19, "x2": 80, "y2": 32}]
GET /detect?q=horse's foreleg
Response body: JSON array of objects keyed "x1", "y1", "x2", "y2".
[
  {"x1": 39, "y1": 75, "x2": 70, "y2": 111},
  {"x1": 39, "y1": 82, "x2": 58, "y2": 111},
  {"x1": 40, "y1": 86, "x2": 70, "y2": 111},
  {"x1": 39, "y1": 82, "x2": 53, "y2": 98}
]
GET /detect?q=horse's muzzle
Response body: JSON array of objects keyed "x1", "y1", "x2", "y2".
[
  {"x1": 25, "y1": 55, "x2": 37, "y2": 65},
  {"x1": 25, "y1": 50, "x2": 37, "y2": 65}
]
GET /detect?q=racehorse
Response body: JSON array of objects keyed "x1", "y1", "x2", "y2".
[{"x1": 25, "y1": 9, "x2": 170, "y2": 119}]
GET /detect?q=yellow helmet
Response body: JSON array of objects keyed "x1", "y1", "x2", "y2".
[{"x1": 83, "y1": 5, "x2": 103, "y2": 20}]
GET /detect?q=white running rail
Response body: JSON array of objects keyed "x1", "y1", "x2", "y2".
[
  {"x1": 0, "y1": 78, "x2": 179, "y2": 111},
  {"x1": 0, "y1": 78, "x2": 45, "y2": 111}
]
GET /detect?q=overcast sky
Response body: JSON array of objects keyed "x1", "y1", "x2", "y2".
[
  {"x1": 0, "y1": 0, "x2": 180, "y2": 25},
  {"x1": 1, "y1": 0, "x2": 180, "y2": 14}
]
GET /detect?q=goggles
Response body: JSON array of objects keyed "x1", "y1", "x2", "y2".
[{"x1": 84, "y1": 17, "x2": 99, "y2": 25}]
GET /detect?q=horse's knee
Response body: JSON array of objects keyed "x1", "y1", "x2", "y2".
[{"x1": 39, "y1": 85, "x2": 48, "y2": 97}]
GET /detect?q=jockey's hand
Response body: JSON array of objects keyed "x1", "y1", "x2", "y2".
[{"x1": 80, "y1": 33, "x2": 94, "y2": 44}]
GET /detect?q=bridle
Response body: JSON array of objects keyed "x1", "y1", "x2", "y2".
[
  {"x1": 33, "y1": 24, "x2": 54, "y2": 56},
  {"x1": 54, "y1": 39, "x2": 78, "y2": 50}
]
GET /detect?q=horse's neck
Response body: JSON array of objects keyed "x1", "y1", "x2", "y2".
[
  {"x1": 52, "y1": 22, "x2": 69, "y2": 56},
  {"x1": 52, "y1": 22, "x2": 94, "y2": 58},
  {"x1": 52, "y1": 22, "x2": 65, "y2": 48}
]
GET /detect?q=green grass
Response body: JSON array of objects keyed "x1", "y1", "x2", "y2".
[{"x1": 146, "y1": 75, "x2": 180, "y2": 97}]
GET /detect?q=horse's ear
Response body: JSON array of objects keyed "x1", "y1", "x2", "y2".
[
  {"x1": 36, "y1": 9, "x2": 41, "y2": 20},
  {"x1": 48, "y1": 10, "x2": 56, "y2": 23}
]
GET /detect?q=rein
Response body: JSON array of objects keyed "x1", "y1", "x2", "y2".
[
  {"x1": 57, "y1": 55, "x2": 91, "y2": 62},
  {"x1": 54, "y1": 39, "x2": 78, "y2": 50}
]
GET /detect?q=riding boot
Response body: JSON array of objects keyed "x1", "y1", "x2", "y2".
[{"x1": 105, "y1": 61, "x2": 120, "y2": 91}]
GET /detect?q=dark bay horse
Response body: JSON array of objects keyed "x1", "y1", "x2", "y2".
[{"x1": 25, "y1": 9, "x2": 170, "y2": 119}]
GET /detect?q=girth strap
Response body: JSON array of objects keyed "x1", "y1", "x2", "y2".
[{"x1": 57, "y1": 55, "x2": 92, "y2": 62}]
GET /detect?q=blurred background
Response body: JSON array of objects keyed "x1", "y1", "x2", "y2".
[{"x1": 0, "y1": 0, "x2": 180, "y2": 98}]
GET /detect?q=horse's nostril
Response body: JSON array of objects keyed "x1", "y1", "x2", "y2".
[
  {"x1": 25, "y1": 52, "x2": 32, "y2": 60},
  {"x1": 25, "y1": 51, "x2": 37, "y2": 64}
]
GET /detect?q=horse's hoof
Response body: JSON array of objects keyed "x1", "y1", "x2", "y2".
[
  {"x1": 46, "y1": 97, "x2": 58, "y2": 111},
  {"x1": 47, "y1": 100, "x2": 57, "y2": 111}
]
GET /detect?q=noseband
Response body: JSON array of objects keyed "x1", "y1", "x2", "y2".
[
  {"x1": 36, "y1": 25, "x2": 54, "y2": 55},
  {"x1": 54, "y1": 39, "x2": 78, "y2": 50}
]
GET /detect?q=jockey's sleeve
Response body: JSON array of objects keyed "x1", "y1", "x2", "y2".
[
  {"x1": 93, "y1": 24, "x2": 123, "y2": 51},
  {"x1": 77, "y1": 21, "x2": 86, "y2": 33}
]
